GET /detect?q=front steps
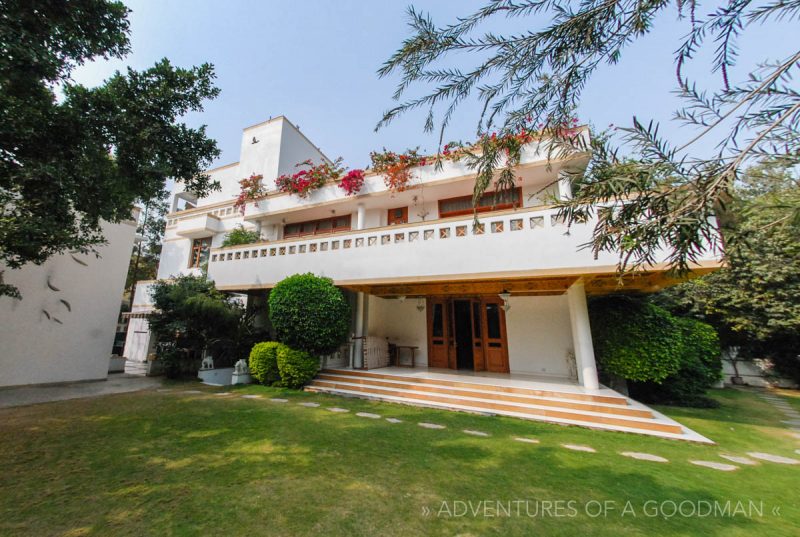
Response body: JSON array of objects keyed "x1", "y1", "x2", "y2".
[{"x1": 306, "y1": 369, "x2": 711, "y2": 442}]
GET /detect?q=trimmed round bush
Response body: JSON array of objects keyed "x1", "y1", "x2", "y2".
[
  {"x1": 276, "y1": 345, "x2": 319, "y2": 389},
  {"x1": 589, "y1": 296, "x2": 683, "y2": 383},
  {"x1": 268, "y1": 273, "x2": 351, "y2": 356},
  {"x1": 249, "y1": 342, "x2": 285, "y2": 385}
]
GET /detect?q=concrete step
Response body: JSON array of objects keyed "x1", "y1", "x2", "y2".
[{"x1": 314, "y1": 374, "x2": 652, "y2": 418}]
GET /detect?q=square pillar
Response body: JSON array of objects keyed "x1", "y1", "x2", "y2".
[{"x1": 567, "y1": 279, "x2": 599, "y2": 390}]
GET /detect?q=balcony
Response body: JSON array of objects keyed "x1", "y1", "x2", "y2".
[
  {"x1": 174, "y1": 213, "x2": 223, "y2": 239},
  {"x1": 207, "y1": 205, "x2": 720, "y2": 293}
]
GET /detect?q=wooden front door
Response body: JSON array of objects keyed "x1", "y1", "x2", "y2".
[{"x1": 426, "y1": 296, "x2": 509, "y2": 373}]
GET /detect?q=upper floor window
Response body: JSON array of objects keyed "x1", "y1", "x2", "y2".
[
  {"x1": 284, "y1": 215, "x2": 351, "y2": 238},
  {"x1": 438, "y1": 188, "x2": 522, "y2": 218},
  {"x1": 189, "y1": 237, "x2": 212, "y2": 268},
  {"x1": 387, "y1": 207, "x2": 408, "y2": 225}
]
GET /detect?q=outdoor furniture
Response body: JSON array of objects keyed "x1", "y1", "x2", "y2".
[{"x1": 393, "y1": 345, "x2": 418, "y2": 368}]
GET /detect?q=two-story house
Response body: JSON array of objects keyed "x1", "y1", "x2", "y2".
[{"x1": 125, "y1": 116, "x2": 720, "y2": 441}]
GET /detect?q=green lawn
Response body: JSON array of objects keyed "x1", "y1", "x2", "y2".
[{"x1": 1, "y1": 384, "x2": 798, "y2": 536}]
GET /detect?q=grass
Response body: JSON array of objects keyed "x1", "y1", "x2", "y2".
[{"x1": 0, "y1": 384, "x2": 798, "y2": 536}]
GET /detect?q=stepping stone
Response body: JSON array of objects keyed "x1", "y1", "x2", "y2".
[
  {"x1": 355, "y1": 412, "x2": 381, "y2": 419},
  {"x1": 156, "y1": 389, "x2": 173, "y2": 393},
  {"x1": 562, "y1": 444, "x2": 596, "y2": 453},
  {"x1": 385, "y1": 418, "x2": 403, "y2": 424},
  {"x1": 418, "y1": 422, "x2": 446, "y2": 430},
  {"x1": 214, "y1": 392, "x2": 231, "y2": 396},
  {"x1": 182, "y1": 390, "x2": 203, "y2": 394},
  {"x1": 514, "y1": 437, "x2": 540, "y2": 444},
  {"x1": 620, "y1": 451, "x2": 668, "y2": 463},
  {"x1": 795, "y1": 449, "x2": 800, "y2": 455},
  {"x1": 463, "y1": 429, "x2": 489, "y2": 437},
  {"x1": 782, "y1": 420, "x2": 800, "y2": 427},
  {"x1": 791, "y1": 432, "x2": 800, "y2": 440},
  {"x1": 240, "y1": 394, "x2": 261, "y2": 399},
  {"x1": 689, "y1": 460, "x2": 739, "y2": 471},
  {"x1": 269, "y1": 398, "x2": 288, "y2": 403},
  {"x1": 327, "y1": 407, "x2": 349, "y2": 413},
  {"x1": 298, "y1": 402, "x2": 320, "y2": 407},
  {"x1": 719, "y1": 454, "x2": 758, "y2": 466},
  {"x1": 746, "y1": 452, "x2": 800, "y2": 465}
]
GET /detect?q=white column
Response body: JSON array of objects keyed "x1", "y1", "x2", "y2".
[
  {"x1": 557, "y1": 170, "x2": 572, "y2": 200},
  {"x1": 356, "y1": 203, "x2": 366, "y2": 230},
  {"x1": 353, "y1": 292, "x2": 367, "y2": 368},
  {"x1": 567, "y1": 279, "x2": 599, "y2": 390}
]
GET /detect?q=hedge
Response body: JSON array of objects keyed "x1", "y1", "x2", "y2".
[
  {"x1": 249, "y1": 342, "x2": 285, "y2": 385},
  {"x1": 276, "y1": 345, "x2": 319, "y2": 389}
]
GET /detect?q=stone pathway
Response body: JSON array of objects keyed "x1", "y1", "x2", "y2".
[
  {"x1": 240, "y1": 394, "x2": 261, "y2": 399},
  {"x1": 298, "y1": 402, "x2": 319, "y2": 408},
  {"x1": 270, "y1": 398, "x2": 288, "y2": 403},
  {"x1": 620, "y1": 452, "x2": 668, "y2": 463},
  {"x1": 419, "y1": 422, "x2": 446, "y2": 430},
  {"x1": 463, "y1": 429, "x2": 490, "y2": 437},
  {"x1": 746, "y1": 452, "x2": 800, "y2": 465},
  {"x1": 689, "y1": 460, "x2": 739, "y2": 471},
  {"x1": 214, "y1": 392, "x2": 231, "y2": 396},
  {"x1": 183, "y1": 390, "x2": 204, "y2": 394},
  {"x1": 385, "y1": 418, "x2": 403, "y2": 424},
  {"x1": 0, "y1": 375, "x2": 164, "y2": 409},
  {"x1": 327, "y1": 407, "x2": 349, "y2": 413},
  {"x1": 355, "y1": 412, "x2": 381, "y2": 419},
  {"x1": 719, "y1": 454, "x2": 758, "y2": 466},
  {"x1": 562, "y1": 444, "x2": 596, "y2": 453},
  {"x1": 514, "y1": 437, "x2": 540, "y2": 444}
]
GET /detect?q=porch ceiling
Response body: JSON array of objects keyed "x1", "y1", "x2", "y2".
[{"x1": 341, "y1": 266, "x2": 717, "y2": 297}]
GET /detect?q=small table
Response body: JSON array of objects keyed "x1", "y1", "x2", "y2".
[{"x1": 394, "y1": 345, "x2": 418, "y2": 368}]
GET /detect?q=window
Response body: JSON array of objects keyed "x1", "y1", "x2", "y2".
[
  {"x1": 387, "y1": 206, "x2": 408, "y2": 225},
  {"x1": 438, "y1": 188, "x2": 522, "y2": 218},
  {"x1": 189, "y1": 237, "x2": 212, "y2": 268},
  {"x1": 284, "y1": 215, "x2": 352, "y2": 238}
]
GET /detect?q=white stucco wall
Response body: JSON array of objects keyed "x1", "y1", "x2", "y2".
[
  {"x1": 0, "y1": 220, "x2": 136, "y2": 387},
  {"x1": 367, "y1": 296, "x2": 429, "y2": 365},
  {"x1": 506, "y1": 295, "x2": 576, "y2": 379}
]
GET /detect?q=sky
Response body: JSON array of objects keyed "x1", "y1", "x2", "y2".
[{"x1": 72, "y1": 0, "x2": 797, "y2": 171}]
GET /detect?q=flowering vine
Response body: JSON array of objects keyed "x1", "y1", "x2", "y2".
[
  {"x1": 338, "y1": 169, "x2": 366, "y2": 196},
  {"x1": 275, "y1": 158, "x2": 345, "y2": 198},
  {"x1": 234, "y1": 174, "x2": 266, "y2": 214},
  {"x1": 369, "y1": 148, "x2": 428, "y2": 192}
]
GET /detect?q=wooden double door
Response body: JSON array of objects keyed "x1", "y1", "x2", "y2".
[{"x1": 426, "y1": 297, "x2": 510, "y2": 373}]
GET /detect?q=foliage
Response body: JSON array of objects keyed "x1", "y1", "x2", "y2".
[
  {"x1": 377, "y1": 1, "x2": 800, "y2": 274},
  {"x1": 276, "y1": 345, "x2": 319, "y2": 389},
  {"x1": 275, "y1": 158, "x2": 345, "y2": 198},
  {"x1": 268, "y1": 273, "x2": 351, "y2": 356},
  {"x1": 221, "y1": 225, "x2": 261, "y2": 247},
  {"x1": 233, "y1": 174, "x2": 266, "y2": 214},
  {"x1": 589, "y1": 296, "x2": 683, "y2": 383},
  {"x1": 0, "y1": 1, "x2": 221, "y2": 297},
  {"x1": 338, "y1": 169, "x2": 366, "y2": 196},
  {"x1": 249, "y1": 342, "x2": 285, "y2": 386},
  {"x1": 148, "y1": 275, "x2": 266, "y2": 377},
  {"x1": 654, "y1": 159, "x2": 800, "y2": 382},
  {"x1": 126, "y1": 189, "x2": 169, "y2": 294},
  {"x1": 369, "y1": 148, "x2": 428, "y2": 192},
  {"x1": 629, "y1": 317, "x2": 722, "y2": 408}
]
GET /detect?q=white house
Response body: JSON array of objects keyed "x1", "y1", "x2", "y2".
[
  {"x1": 127, "y1": 116, "x2": 721, "y2": 441},
  {"x1": 0, "y1": 216, "x2": 138, "y2": 387}
]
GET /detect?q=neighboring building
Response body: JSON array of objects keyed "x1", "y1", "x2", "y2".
[
  {"x1": 0, "y1": 215, "x2": 138, "y2": 387},
  {"x1": 127, "y1": 116, "x2": 721, "y2": 441}
]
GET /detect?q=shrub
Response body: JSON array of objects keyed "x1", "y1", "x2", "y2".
[
  {"x1": 276, "y1": 346, "x2": 319, "y2": 389},
  {"x1": 249, "y1": 342, "x2": 284, "y2": 385},
  {"x1": 268, "y1": 273, "x2": 350, "y2": 356},
  {"x1": 629, "y1": 317, "x2": 722, "y2": 407},
  {"x1": 589, "y1": 296, "x2": 683, "y2": 383},
  {"x1": 221, "y1": 224, "x2": 261, "y2": 247}
]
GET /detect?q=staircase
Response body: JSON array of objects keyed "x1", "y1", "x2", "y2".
[{"x1": 306, "y1": 369, "x2": 710, "y2": 442}]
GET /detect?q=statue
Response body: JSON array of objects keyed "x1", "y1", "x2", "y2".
[{"x1": 200, "y1": 355, "x2": 214, "y2": 371}]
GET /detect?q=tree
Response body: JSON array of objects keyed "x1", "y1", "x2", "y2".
[
  {"x1": 126, "y1": 189, "x2": 169, "y2": 298},
  {"x1": 378, "y1": 1, "x2": 800, "y2": 273},
  {"x1": 221, "y1": 225, "x2": 261, "y2": 247},
  {"x1": 653, "y1": 159, "x2": 800, "y2": 381},
  {"x1": 0, "y1": 1, "x2": 221, "y2": 297}
]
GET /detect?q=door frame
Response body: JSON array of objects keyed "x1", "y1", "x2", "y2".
[{"x1": 426, "y1": 295, "x2": 509, "y2": 373}]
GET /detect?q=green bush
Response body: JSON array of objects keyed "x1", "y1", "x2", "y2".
[
  {"x1": 276, "y1": 345, "x2": 319, "y2": 389},
  {"x1": 221, "y1": 225, "x2": 261, "y2": 247},
  {"x1": 249, "y1": 342, "x2": 285, "y2": 385},
  {"x1": 629, "y1": 317, "x2": 722, "y2": 407},
  {"x1": 589, "y1": 296, "x2": 683, "y2": 383},
  {"x1": 268, "y1": 273, "x2": 351, "y2": 356}
]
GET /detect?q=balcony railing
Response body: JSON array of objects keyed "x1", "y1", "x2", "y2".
[{"x1": 206, "y1": 204, "x2": 646, "y2": 290}]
